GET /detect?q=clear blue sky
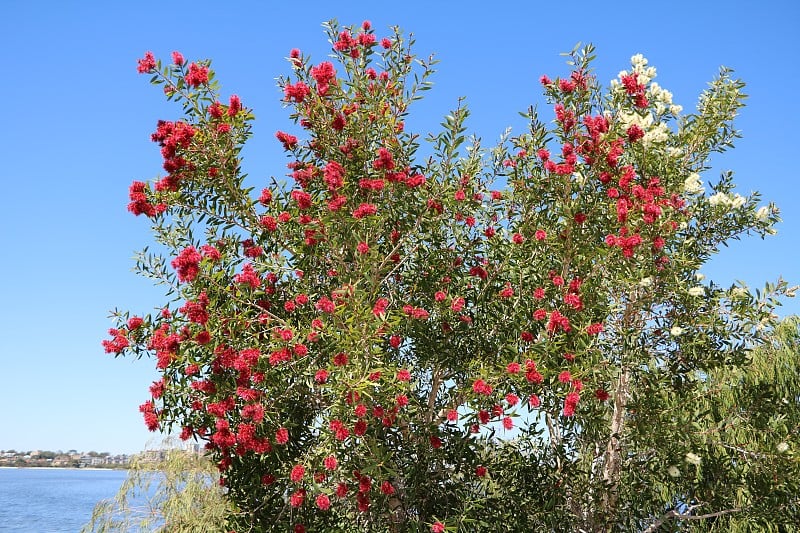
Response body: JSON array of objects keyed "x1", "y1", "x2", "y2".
[{"x1": 1, "y1": 1, "x2": 797, "y2": 454}]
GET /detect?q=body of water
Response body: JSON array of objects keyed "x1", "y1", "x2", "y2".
[{"x1": 0, "y1": 468, "x2": 128, "y2": 532}]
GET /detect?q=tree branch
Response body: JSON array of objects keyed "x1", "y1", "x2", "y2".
[{"x1": 642, "y1": 506, "x2": 741, "y2": 533}]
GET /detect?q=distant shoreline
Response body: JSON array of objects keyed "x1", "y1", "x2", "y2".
[{"x1": 0, "y1": 466, "x2": 128, "y2": 471}]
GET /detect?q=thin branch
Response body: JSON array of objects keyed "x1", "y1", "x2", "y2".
[{"x1": 642, "y1": 506, "x2": 741, "y2": 533}]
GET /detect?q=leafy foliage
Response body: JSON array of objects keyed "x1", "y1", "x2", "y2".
[{"x1": 105, "y1": 21, "x2": 796, "y2": 532}]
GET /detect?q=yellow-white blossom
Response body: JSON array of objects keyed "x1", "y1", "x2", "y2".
[
  {"x1": 670, "y1": 326, "x2": 684, "y2": 337},
  {"x1": 683, "y1": 173, "x2": 704, "y2": 195},
  {"x1": 685, "y1": 452, "x2": 702, "y2": 466},
  {"x1": 667, "y1": 465, "x2": 681, "y2": 477},
  {"x1": 688, "y1": 286, "x2": 705, "y2": 297}
]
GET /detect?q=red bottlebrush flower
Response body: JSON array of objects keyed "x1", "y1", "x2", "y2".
[
  {"x1": 171, "y1": 246, "x2": 202, "y2": 283},
  {"x1": 310, "y1": 61, "x2": 336, "y2": 95},
  {"x1": 323, "y1": 160, "x2": 345, "y2": 190},
  {"x1": 284, "y1": 81, "x2": 311, "y2": 103},
  {"x1": 331, "y1": 113, "x2": 346, "y2": 131},
  {"x1": 558, "y1": 371, "x2": 572, "y2": 383},
  {"x1": 396, "y1": 395, "x2": 409, "y2": 407},
  {"x1": 333, "y1": 352, "x2": 349, "y2": 366},
  {"x1": 171, "y1": 51, "x2": 184, "y2": 66},
  {"x1": 194, "y1": 328, "x2": 210, "y2": 343},
  {"x1": 138, "y1": 400, "x2": 159, "y2": 431},
  {"x1": 475, "y1": 466, "x2": 487, "y2": 477},
  {"x1": 356, "y1": 242, "x2": 369, "y2": 255},
  {"x1": 291, "y1": 190, "x2": 312, "y2": 210},
  {"x1": 234, "y1": 263, "x2": 261, "y2": 288},
  {"x1": 289, "y1": 489, "x2": 305, "y2": 508},
  {"x1": 434, "y1": 291, "x2": 447, "y2": 302},
  {"x1": 526, "y1": 369, "x2": 543, "y2": 384},
  {"x1": 276, "y1": 131, "x2": 298, "y2": 150},
  {"x1": 314, "y1": 369, "x2": 329, "y2": 384},
  {"x1": 316, "y1": 494, "x2": 331, "y2": 511},
  {"x1": 446, "y1": 409, "x2": 458, "y2": 422},
  {"x1": 451, "y1": 296, "x2": 465, "y2": 312},
  {"x1": 372, "y1": 147, "x2": 395, "y2": 170},
  {"x1": 380, "y1": 481, "x2": 395, "y2": 495},
  {"x1": 512, "y1": 233, "x2": 525, "y2": 244},
  {"x1": 498, "y1": 282, "x2": 514, "y2": 299},
  {"x1": 228, "y1": 94, "x2": 242, "y2": 117},
  {"x1": 323, "y1": 455, "x2": 338, "y2": 471},
  {"x1": 521, "y1": 331, "x2": 534, "y2": 342},
  {"x1": 535, "y1": 229, "x2": 547, "y2": 241},
  {"x1": 472, "y1": 379, "x2": 493, "y2": 396},
  {"x1": 547, "y1": 310, "x2": 571, "y2": 333},
  {"x1": 502, "y1": 416, "x2": 514, "y2": 430},
  {"x1": 595, "y1": 388, "x2": 610, "y2": 402},
  {"x1": 396, "y1": 369, "x2": 411, "y2": 382},
  {"x1": 432, "y1": 522, "x2": 445, "y2": 533},
  {"x1": 559, "y1": 78, "x2": 576, "y2": 92},
  {"x1": 381, "y1": 37, "x2": 392, "y2": 48},
  {"x1": 506, "y1": 362, "x2": 521, "y2": 374},
  {"x1": 352, "y1": 202, "x2": 377, "y2": 219},
  {"x1": 533, "y1": 309, "x2": 547, "y2": 321},
  {"x1": 586, "y1": 322, "x2": 604, "y2": 335},
  {"x1": 315, "y1": 296, "x2": 336, "y2": 314},
  {"x1": 564, "y1": 293, "x2": 583, "y2": 311},
  {"x1": 185, "y1": 62, "x2": 209, "y2": 87},
  {"x1": 137, "y1": 51, "x2": 156, "y2": 73},
  {"x1": 354, "y1": 419, "x2": 367, "y2": 435},
  {"x1": 275, "y1": 427, "x2": 289, "y2": 445},
  {"x1": 290, "y1": 464, "x2": 305, "y2": 483},
  {"x1": 149, "y1": 379, "x2": 165, "y2": 399},
  {"x1": 627, "y1": 124, "x2": 645, "y2": 143},
  {"x1": 389, "y1": 335, "x2": 402, "y2": 349},
  {"x1": 563, "y1": 391, "x2": 581, "y2": 417},
  {"x1": 127, "y1": 316, "x2": 144, "y2": 330}
]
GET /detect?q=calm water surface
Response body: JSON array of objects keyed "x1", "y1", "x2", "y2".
[{"x1": 0, "y1": 468, "x2": 128, "y2": 532}]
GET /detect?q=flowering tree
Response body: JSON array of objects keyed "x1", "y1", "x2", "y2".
[{"x1": 105, "y1": 21, "x2": 798, "y2": 532}]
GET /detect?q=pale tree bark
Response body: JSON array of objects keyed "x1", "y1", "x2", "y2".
[{"x1": 595, "y1": 367, "x2": 629, "y2": 531}]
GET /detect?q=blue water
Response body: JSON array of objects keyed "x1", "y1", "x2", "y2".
[{"x1": 0, "y1": 468, "x2": 128, "y2": 532}]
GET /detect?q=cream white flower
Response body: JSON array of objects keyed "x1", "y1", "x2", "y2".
[
  {"x1": 670, "y1": 326, "x2": 684, "y2": 337},
  {"x1": 731, "y1": 194, "x2": 746, "y2": 209},
  {"x1": 631, "y1": 53, "x2": 647, "y2": 69},
  {"x1": 683, "y1": 173, "x2": 704, "y2": 195},
  {"x1": 618, "y1": 110, "x2": 653, "y2": 130},
  {"x1": 667, "y1": 465, "x2": 681, "y2": 477},
  {"x1": 670, "y1": 104, "x2": 683, "y2": 115},
  {"x1": 777, "y1": 442, "x2": 789, "y2": 453},
  {"x1": 756, "y1": 206, "x2": 770, "y2": 221},
  {"x1": 639, "y1": 277, "x2": 653, "y2": 287},
  {"x1": 708, "y1": 192, "x2": 730, "y2": 206},
  {"x1": 688, "y1": 286, "x2": 705, "y2": 297},
  {"x1": 695, "y1": 272, "x2": 705, "y2": 281},
  {"x1": 685, "y1": 452, "x2": 702, "y2": 466},
  {"x1": 731, "y1": 287, "x2": 749, "y2": 299},
  {"x1": 643, "y1": 122, "x2": 669, "y2": 145}
]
